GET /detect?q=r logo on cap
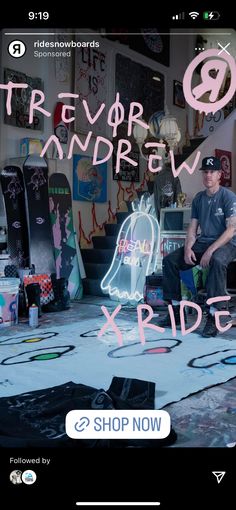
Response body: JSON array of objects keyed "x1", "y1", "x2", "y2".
[
  {"x1": 206, "y1": 158, "x2": 214, "y2": 166},
  {"x1": 199, "y1": 157, "x2": 221, "y2": 171}
]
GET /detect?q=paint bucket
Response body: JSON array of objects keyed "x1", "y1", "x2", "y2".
[
  {"x1": 143, "y1": 274, "x2": 165, "y2": 308},
  {"x1": 0, "y1": 278, "x2": 20, "y2": 327}
]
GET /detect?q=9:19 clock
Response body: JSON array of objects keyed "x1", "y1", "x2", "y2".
[{"x1": 28, "y1": 12, "x2": 49, "y2": 20}]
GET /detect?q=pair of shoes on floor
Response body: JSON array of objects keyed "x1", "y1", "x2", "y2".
[
  {"x1": 42, "y1": 275, "x2": 70, "y2": 313},
  {"x1": 202, "y1": 312, "x2": 232, "y2": 338},
  {"x1": 202, "y1": 313, "x2": 218, "y2": 337},
  {"x1": 154, "y1": 305, "x2": 186, "y2": 328},
  {"x1": 156, "y1": 307, "x2": 231, "y2": 338}
]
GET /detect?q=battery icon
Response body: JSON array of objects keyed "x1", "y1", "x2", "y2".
[{"x1": 203, "y1": 11, "x2": 220, "y2": 20}]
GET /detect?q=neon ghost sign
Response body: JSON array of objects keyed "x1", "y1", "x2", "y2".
[
  {"x1": 118, "y1": 238, "x2": 152, "y2": 267},
  {"x1": 101, "y1": 194, "x2": 160, "y2": 302}
]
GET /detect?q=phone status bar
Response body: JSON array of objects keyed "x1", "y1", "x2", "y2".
[{"x1": 0, "y1": 8, "x2": 232, "y2": 29}]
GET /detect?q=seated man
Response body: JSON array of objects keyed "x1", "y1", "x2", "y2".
[{"x1": 157, "y1": 156, "x2": 236, "y2": 337}]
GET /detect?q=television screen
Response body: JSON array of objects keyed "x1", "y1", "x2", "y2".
[
  {"x1": 160, "y1": 207, "x2": 191, "y2": 232},
  {"x1": 164, "y1": 211, "x2": 183, "y2": 231}
]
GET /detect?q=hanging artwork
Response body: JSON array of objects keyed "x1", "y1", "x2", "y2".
[
  {"x1": 218, "y1": 69, "x2": 236, "y2": 118},
  {"x1": 198, "y1": 109, "x2": 224, "y2": 137},
  {"x1": 4, "y1": 68, "x2": 44, "y2": 130},
  {"x1": 74, "y1": 39, "x2": 109, "y2": 136},
  {"x1": 73, "y1": 155, "x2": 107, "y2": 203},
  {"x1": 173, "y1": 80, "x2": 185, "y2": 109},
  {"x1": 52, "y1": 101, "x2": 69, "y2": 159},
  {"x1": 215, "y1": 149, "x2": 232, "y2": 187},
  {"x1": 100, "y1": 28, "x2": 170, "y2": 66},
  {"x1": 113, "y1": 147, "x2": 139, "y2": 182},
  {"x1": 115, "y1": 54, "x2": 164, "y2": 122},
  {"x1": 54, "y1": 34, "x2": 70, "y2": 82}
]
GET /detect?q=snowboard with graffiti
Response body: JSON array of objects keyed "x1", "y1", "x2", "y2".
[
  {"x1": 0, "y1": 166, "x2": 29, "y2": 267},
  {"x1": 23, "y1": 155, "x2": 55, "y2": 274},
  {"x1": 49, "y1": 173, "x2": 83, "y2": 299}
]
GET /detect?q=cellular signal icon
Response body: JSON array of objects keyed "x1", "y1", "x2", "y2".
[
  {"x1": 189, "y1": 11, "x2": 200, "y2": 19},
  {"x1": 172, "y1": 12, "x2": 185, "y2": 20}
]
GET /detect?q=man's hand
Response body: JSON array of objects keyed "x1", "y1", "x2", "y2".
[
  {"x1": 200, "y1": 248, "x2": 213, "y2": 268},
  {"x1": 184, "y1": 248, "x2": 197, "y2": 265}
]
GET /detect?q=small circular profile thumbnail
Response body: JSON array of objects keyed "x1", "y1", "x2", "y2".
[
  {"x1": 9, "y1": 470, "x2": 22, "y2": 485},
  {"x1": 22, "y1": 470, "x2": 37, "y2": 485}
]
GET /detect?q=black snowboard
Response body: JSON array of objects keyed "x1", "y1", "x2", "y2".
[
  {"x1": 23, "y1": 155, "x2": 55, "y2": 274},
  {"x1": 0, "y1": 166, "x2": 29, "y2": 267}
]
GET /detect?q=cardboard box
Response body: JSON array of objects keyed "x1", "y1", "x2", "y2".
[{"x1": 20, "y1": 138, "x2": 44, "y2": 157}]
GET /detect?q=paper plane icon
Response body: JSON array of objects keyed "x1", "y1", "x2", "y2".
[{"x1": 212, "y1": 471, "x2": 226, "y2": 484}]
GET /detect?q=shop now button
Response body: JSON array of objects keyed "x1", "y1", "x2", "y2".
[{"x1": 66, "y1": 410, "x2": 171, "y2": 439}]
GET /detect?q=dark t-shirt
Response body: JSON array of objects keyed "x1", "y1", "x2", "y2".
[{"x1": 191, "y1": 186, "x2": 236, "y2": 246}]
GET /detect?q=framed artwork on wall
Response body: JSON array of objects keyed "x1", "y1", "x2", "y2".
[
  {"x1": 97, "y1": 28, "x2": 170, "y2": 66},
  {"x1": 74, "y1": 39, "x2": 109, "y2": 136},
  {"x1": 173, "y1": 80, "x2": 185, "y2": 109},
  {"x1": 4, "y1": 68, "x2": 44, "y2": 130},
  {"x1": 215, "y1": 149, "x2": 232, "y2": 187},
  {"x1": 73, "y1": 154, "x2": 107, "y2": 203},
  {"x1": 113, "y1": 147, "x2": 140, "y2": 182},
  {"x1": 115, "y1": 54, "x2": 164, "y2": 122}
]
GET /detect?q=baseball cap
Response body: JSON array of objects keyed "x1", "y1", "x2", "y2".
[{"x1": 199, "y1": 157, "x2": 221, "y2": 171}]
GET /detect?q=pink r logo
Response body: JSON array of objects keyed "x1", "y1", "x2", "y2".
[{"x1": 183, "y1": 49, "x2": 236, "y2": 114}]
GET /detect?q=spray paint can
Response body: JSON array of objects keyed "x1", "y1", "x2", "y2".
[{"x1": 29, "y1": 304, "x2": 38, "y2": 327}]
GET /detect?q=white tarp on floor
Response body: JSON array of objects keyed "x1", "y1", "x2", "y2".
[{"x1": 1, "y1": 318, "x2": 236, "y2": 408}]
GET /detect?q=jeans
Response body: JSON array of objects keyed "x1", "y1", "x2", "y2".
[{"x1": 162, "y1": 240, "x2": 236, "y2": 309}]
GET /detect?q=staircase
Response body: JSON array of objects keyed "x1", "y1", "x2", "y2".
[
  {"x1": 81, "y1": 204, "x2": 133, "y2": 296},
  {"x1": 174, "y1": 137, "x2": 205, "y2": 168}
]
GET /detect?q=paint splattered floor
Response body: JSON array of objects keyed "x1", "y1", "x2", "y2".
[
  {"x1": 1, "y1": 295, "x2": 236, "y2": 448},
  {"x1": 165, "y1": 378, "x2": 236, "y2": 447}
]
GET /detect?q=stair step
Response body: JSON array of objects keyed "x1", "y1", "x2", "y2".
[
  {"x1": 92, "y1": 236, "x2": 117, "y2": 249},
  {"x1": 116, "y1": 211, "x2": 130, "y2": 224},
  {"x1": 81, "y1": 248, "x2": 114, "y2": 263},
  {"x1": 125, "y1": 200, "x2": 133, "y2": 212},
  {"x1": 105, "y1": 223, "x2": 120, "y2": 236},
  {"x1": 174, "y1": 136, "x2": 206, "y2": 167},
  {"x1": 136, "y1": 191, "x2": 146, "y2": 199},
  {"x1": 190, "y1": 137, "x2": 205, "y2": 149},
  {"x1": 83, "y1": 278, "x2": 108, "y2": 296},
  {"x1": 182, "y1": 146, "x2": 193, "y2": 156},
  {"x1": 147, "y1": 181, "x2": 154, "y2": 194},
  {"x1": 84, "y1": 262, "x2": 110, "y2": 279},
  {"x1": 174, "y1": 154, "x2": 186, "y2": 167}
]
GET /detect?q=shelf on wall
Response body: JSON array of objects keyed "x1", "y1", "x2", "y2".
[{"x1": 0, "y1": 156, "x2": 60, "y2": 165}]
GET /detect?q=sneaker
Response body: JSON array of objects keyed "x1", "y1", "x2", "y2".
[{"x1": 202, "y1": 313, "x2": 218, "y2": 337}]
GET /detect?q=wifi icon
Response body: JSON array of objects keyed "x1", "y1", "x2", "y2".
[{"x1": 189, "y1": 11, "x2": 199, "y2": 19}]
